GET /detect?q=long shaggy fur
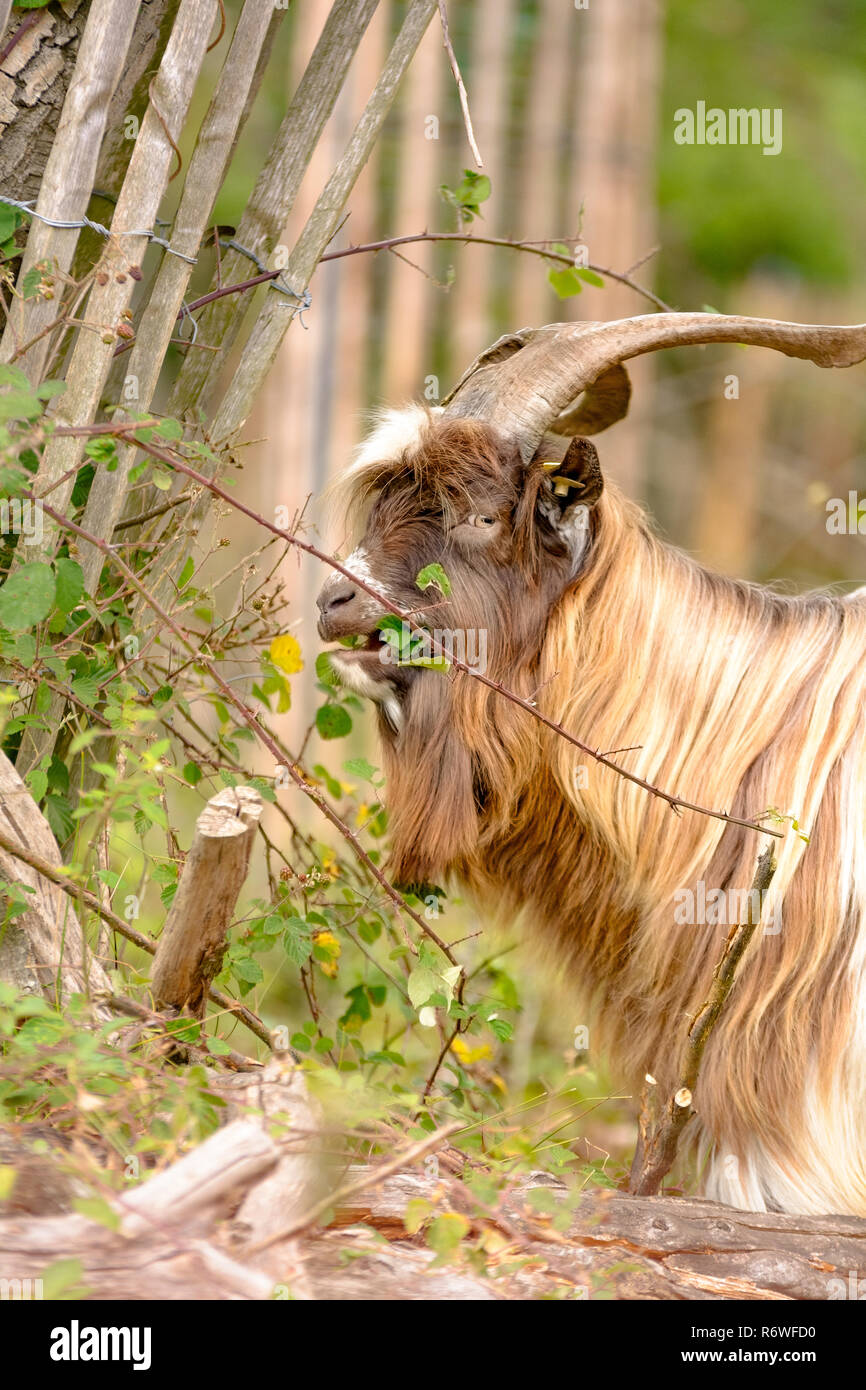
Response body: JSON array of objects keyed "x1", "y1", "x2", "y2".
[{"x1": 331, "y1": 412, "x2": 866, "y2": 1216}]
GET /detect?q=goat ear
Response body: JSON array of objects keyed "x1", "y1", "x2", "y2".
[
  {"x1": 545, "y1": 436, "x2": 604, "y2": 508},
  {"x1": 528, "y1": 436, "x2": 602, "y2": 566}
]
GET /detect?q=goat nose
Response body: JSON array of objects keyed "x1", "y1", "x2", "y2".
[{"x1": 317, "y1": 578, "x2": 357, "y2": 615}]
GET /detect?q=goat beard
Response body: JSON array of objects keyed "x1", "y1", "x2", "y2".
[
  {"x1": 380, "y1": 647, "x2": 547, "y2": 889},
  {"x1": 381, "y1": 670, "x2": 478, "y2": 887}
]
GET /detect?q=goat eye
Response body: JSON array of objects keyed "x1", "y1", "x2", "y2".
[{"x1": 467, "y1": 513, "x2": 496, "y2": 528}]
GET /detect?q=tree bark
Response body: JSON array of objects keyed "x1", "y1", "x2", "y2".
[{"x1": 0, "y1": 0, "x2": 178, "y2": 207}]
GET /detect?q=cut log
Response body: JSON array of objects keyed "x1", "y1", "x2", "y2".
[{"x1": 150, "y1": 784, "x2": 262, "y2": 1016}]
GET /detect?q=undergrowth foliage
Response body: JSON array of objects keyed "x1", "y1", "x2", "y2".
[{"x1": 0, "y1": 367, "x2": 624, "y2": 1275}]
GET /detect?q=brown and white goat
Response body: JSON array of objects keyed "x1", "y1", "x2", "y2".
[{"x1": 316, "y1": 313, "x2": 866, "y2": 1217}]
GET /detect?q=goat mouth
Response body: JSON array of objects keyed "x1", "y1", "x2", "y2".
[{"x1": 325, "y1": 630, "x2": 397, "y2": 681}]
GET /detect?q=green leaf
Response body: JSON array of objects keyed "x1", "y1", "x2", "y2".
[
  {"x1": 44, "y1": 794, "x2": 74, "y2": 842},
  {"x1": 47, "y1": 756, "x2": 69, "y2": 794},
  {"x1": 26, "y1": 766, "x2": 48, "y2": 803},
  {"x1": 21, "y1": 266, "x2": 44, "y2": 299},
  {"x1": 70, "y1": 676, "x2": 99, "y2": 706},
  {"x1": 38, "y1": 1258, "x2": 90, "y2": 1301},
  {"x1": 0, "y1": 387, "x2": 41, "y2": 422},
  {"x1": 343, "y1": 757, "x2": 377, "y2": 781},
  {"x1": 404, "y1": 1198, "x2": 433, "y2": 1234},
  {"x1": 457, "y1": 171, "x2": 491, "y2": 206},
  {"x1": 415, "y1": 562, "x2": 451, "y2": 597},
  {"x1": 155, "y1": 417, "x2": 183, "y2": 440},
  {"x1": 182, "y1": 761, "x2": 202, "y2": 786},
  {"x1": 407, "y1": 966, "x2": 441, "y2": 1011},
  {"x1": 36, "y1": 380, "x2": 66, "y2": 401},
  {"x1": 283, "y1": 917, "x2": 313, "y2": 966},
  {"x1": 54, "y1": 558, "x2": 84, "y2": 614},
  {"x1": 527, "y1": 1186, "x2": 559, "y2": 1215},
  {"x1": 315, "y1": 651, "x2": 338, "y2": 686},
  {"x1": 547, "y1": 266, "x2": 582, "y2": 299},
  {"x1": 365, "y1": 1048, "x2": 404, "y2": 1066},
  {"x1": 15, "y1": 632, "x2": 36, "y2": 666},
  {"x1": 0, "y1": 563, "x2": 56, "y2": 629},
  {"x1": 316, "y1": 704, "x2": 352, "y2": 740},
  {"x1": 339, "y1": 983, "x2": 371, "y2": 1031},
  {"x1": 575, "y1": 267, "x2": 605, "y2": 288},
  {"x1": 177, "y1": 556, "x2": 195, "y2": 590},
  {"x1": 312, "y1": 763, "x2": 343, "y2": 799},
  {"x1": 233, "y1": 958, "x2": 263, "y2": 985},
  {"x1": 84, "y1": 436, "x2": 118, "y2": 468},
  {"x1": 0, "y1": 207, "x2": 20, "y2": 241},
  {"x1": 426, "y1": 1212, "x2": 469, "y2": 1261}
]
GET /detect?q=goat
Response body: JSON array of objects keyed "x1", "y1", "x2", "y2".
[{"x1": 316, "y1": 312, "x2": 866, "y2": 1217}]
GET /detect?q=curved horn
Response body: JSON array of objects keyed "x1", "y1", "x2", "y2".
[{"x1": 441, "y1": 314, "x2": 866, "y2": 463}]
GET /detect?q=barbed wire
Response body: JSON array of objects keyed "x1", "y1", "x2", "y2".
[
  {"x1": 0, "y1": 193, "x2": 313, "y2": 323},
  {"x1": 0, "y1": 193, "x2": 198, "y2": 264}
]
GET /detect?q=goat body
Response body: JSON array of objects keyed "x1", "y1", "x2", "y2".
[{"x1": 317, "y1": 336, "x2": 866, "y2": 1218}]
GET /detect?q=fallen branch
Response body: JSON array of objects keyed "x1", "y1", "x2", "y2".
[{"x1": 245, "y1": 1119, "x2": 463, "y2": 1253}]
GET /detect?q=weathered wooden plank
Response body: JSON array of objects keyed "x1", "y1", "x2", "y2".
[
  {"x1": 77, "y1": 0, "x2": 279, "y2": 593},
  {"x1": 26, "y1": 0, "x2": 218, "y2": 530}
]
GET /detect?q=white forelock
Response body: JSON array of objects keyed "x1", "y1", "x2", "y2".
[{"x1": 347, "y1": 404, "x2": 443, "y2": 477}]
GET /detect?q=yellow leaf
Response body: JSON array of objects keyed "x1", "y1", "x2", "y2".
[
  {"x1": 451, "y1": 1035, "x2": 493, "y2": 1066},
  {"x1": 269, "y1": 633, "x2": 304, "y2": 675},
  {"x1": 313, "y1": 929, "x2": 341, "y2": 978}
]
